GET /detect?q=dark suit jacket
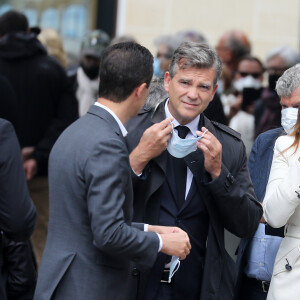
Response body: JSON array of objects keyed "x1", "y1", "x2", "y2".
[
  {"x1": 0, "y1": 119, "x2": 37, "y2": 300},
  {"x1": 234, "y1": 128, "x2": 284, "y2": 299},
  {"x1": 126, "y1": 101, "x2": 263, "y2": 300},
  {"x1": 34, "y1": 105, "x2": 160, "y2": 300}
]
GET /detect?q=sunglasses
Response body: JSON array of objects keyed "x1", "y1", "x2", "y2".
[{"x1": 238, "y1": 71, "x2": 262, "y2": 79}]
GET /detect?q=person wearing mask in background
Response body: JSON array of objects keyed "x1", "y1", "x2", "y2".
[
  {"x1": 255, "y1": 46, "x2": 300, "y2": 137},
  {"x1": 216, "y1": 30, "x2": 251, "y2": 78},
  {"x1": 153, "y1": 34, "x2": 183, "y2": 78},
  {"x1": 229, "y1": 55, "x2": 264, "y2": 157},
  {"x1": 69, "y1": 29, "x2": 110, "y2": 117},
  {"x1": 234, "y1": 64, "x2": 300, "y2": 300},
  {"x1": 262, "y1": 64, "x2": 300, "y2": 300},
  {"x1": 126, "y1": 41, "x2": 262, "y2": 300}
]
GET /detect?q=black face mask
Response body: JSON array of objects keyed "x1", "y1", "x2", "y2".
[
  {"x1": 268, "y1": 74, "x2": 282, "y2": 91},
  {"x1": 81, "y1": 64, "x2": 99, "y2": 80}
]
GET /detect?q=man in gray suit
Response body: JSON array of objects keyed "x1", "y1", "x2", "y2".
[{"x1": 34, "y1": 42, "x2": 191, "y2": 300}]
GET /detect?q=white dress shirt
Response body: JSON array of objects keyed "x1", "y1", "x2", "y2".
[{"x1": 165, "y1": 99, "x2": 200, "y2": 199}]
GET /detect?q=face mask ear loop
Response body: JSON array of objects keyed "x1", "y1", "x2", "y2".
[{"x1": 168, "y1": 260, "x2": 181, "y2": 283}]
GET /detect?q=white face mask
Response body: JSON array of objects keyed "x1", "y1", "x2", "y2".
[
  {"x1": 233, "y1": 75, "x2": 262, "y2": 92},
  {"x1": 167, "y1": 128, "x2": 208, "y2": 158},
  {"x1": 281, "y1": 107, "x2": 298, "y2": 134},
  {"x1": 168, "y1": 256, "x2": 180, "y2": 283}
]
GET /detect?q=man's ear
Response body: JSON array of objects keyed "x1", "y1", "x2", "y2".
[
  {"x1": 134, "y1": 82, "x2": 148, "y2": 98},
  {"x1": 164, "y1": 72, "x2": 171, "y2": 93}
]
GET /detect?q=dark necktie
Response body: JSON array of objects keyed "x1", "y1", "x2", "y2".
[{"x1": 172, "y1": 125, "x2": 190, "y2": 208}]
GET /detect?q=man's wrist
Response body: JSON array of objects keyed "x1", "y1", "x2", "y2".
[
  {"x1": 145, "y1": 224, "x2": 162, "y2": 252},
  {"x1": 130, "y1": 147, "x2": 149, "y2": 175}
]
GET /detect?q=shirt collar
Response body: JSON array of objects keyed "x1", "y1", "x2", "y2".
[
  {"x1": 94, "y1": 102, "x2": 128, "y2": 137},
  {"x1": 164, "y1": 98, "x2": 200, "y2": 137}
]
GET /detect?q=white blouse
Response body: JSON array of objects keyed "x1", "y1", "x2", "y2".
[{"x1": 263, "y1": 135, "x2": 300, "y2": 228}]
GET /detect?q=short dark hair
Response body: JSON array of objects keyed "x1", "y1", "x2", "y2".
[
  {"x1": 98, "y1": 42, "x2": 153, "y2": 102},
  {"x1": 0, "y1": 10, "x2": 28, "y2": 36}
]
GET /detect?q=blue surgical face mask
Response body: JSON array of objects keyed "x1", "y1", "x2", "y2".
[
  {"x1": 216, "y1": 80, "x2": 224, "y2": 95},
  {"x1": 153, "y1": 57, "x2": 164, "y2": 78},
  {"x1": 167, "y1": 128, "x2": 207, "y2": 158},
  {"x1": 168, "y1": 256, "x2": 180, "y2": 283},
  {"x1": 281, "y1": 107, "x2": 298, "y2": 134}
]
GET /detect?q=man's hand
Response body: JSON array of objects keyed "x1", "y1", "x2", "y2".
[
  {"x1": 160, "y1": 232, "x2": 191, "y2": 260},
  {"x1": 21, "y1": 146, "x2": 35, "y2": 162},
  {"x1": 130, "y1": 117, "x2": 173, "y2": 174},
  {"x1": 23, "y1": 158, "x2": 37, "y2": 181},
  {"x1": 196, "y1": 127, "x2": 222, "y2": 179},
  {"x1": 148, "y1": 225, "x2": 186, "y2": 234}
]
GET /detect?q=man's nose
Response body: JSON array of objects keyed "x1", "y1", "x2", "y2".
[{"x1": 187, "y1": 87, "x2": 198, "y2": 100}]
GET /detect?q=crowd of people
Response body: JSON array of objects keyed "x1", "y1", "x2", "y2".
[{"x1": 0, "y1": 8, "x2": 300, "y2": 300}]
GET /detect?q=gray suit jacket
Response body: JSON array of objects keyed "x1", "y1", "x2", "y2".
[{"x1": 34, "y1": 105, "x2": 159, "y2": 300}]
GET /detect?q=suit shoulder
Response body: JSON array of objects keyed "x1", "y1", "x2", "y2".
[{"x1": 211, "y1": 120, "x2": 241, "y2": 141}]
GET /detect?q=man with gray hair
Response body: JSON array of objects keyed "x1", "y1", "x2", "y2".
[
  {"x1": 255, "y1": 46, "x2": 300, "y2": 136},
  {"x1": 126, "y1": 41, "x2": 262, "y2": 300},
  {"x1": 235, "y1": 63, "x2": 300, "y2": 300}
]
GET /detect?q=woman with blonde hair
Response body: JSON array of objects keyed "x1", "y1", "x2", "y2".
[
  {"x1": 263, "y1": 63, "x2": 300, "y2": 300},
  {"x1": 38, "y1": 28, "x2": 68, "y2": 69}
]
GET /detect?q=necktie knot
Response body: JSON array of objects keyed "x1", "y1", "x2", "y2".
[{"x1": 176, "y1": 125, "x2": 190, "y2": 139}]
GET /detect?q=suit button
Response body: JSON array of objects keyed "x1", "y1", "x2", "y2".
[
  {"x1": 176, "y1": 218, "x2": 181, "y2": 223},
  {"x1": 131, "y1": 268, "x2": 140, "y2": 276}
]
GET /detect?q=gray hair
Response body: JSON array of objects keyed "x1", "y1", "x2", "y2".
[
  {"x1": 266, "y1": 46, "x2": 300, "y2": 68},
  {"x1": 144, "y1": 78, "x2": 167, "y2": 108},
  {"x1": 169, "y1": 41, "x2": 222, "y2": 86},
  {"x1": 176, "y1": 29, "x2": 208, "y2": 44},
  {"x1": 154, "y1": 34, "x2": 184, "y2": 59},
  {"x1": 276, "y1": 63, "x2": 300, "y2": 98}
]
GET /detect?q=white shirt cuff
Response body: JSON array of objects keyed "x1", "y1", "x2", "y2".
[
  {"x1": 132, "y1": 167, "x2": 142, "y2": 177},
  {"x1": 144, "y1": 224, "x2": 163, "y2": 252}
]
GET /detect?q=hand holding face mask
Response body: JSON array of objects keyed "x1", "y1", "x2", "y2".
[
  {"x1": 196, "y1": 127, "x2": 222, "y2": 179},
  {"x1": 167, "y1": 127, "x2": 208, "y2": 158}
]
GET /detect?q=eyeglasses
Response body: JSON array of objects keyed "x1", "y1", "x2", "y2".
[{"x1": 238, "y1": 71, "x2": 262, "y2": 79}]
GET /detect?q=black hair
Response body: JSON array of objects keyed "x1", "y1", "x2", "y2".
[
  {"x1": 98, "y1": 42, "x2": 153, "y2": 103},
  {"x1": 0, "y1": 10, "x2": 28, "y2": 36},
  {"x1": 237, "y1": 55, "x2": 265, "y2": 72}
]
